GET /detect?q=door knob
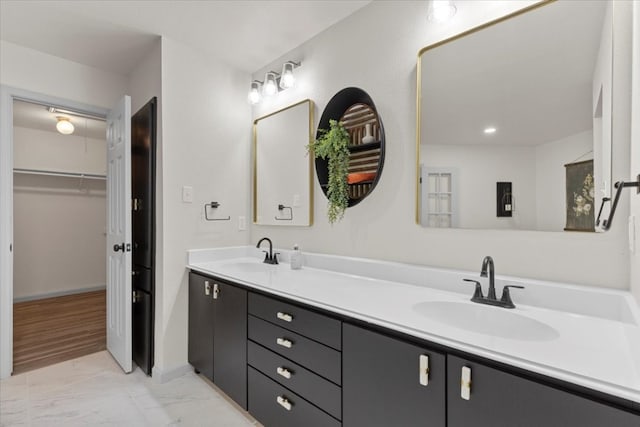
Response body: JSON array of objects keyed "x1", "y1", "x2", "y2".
[{"x1": 113, "y1": 243, "x2": 125, "y2": 252}]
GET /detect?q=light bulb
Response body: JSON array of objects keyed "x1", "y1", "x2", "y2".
[
  {"x1": 248, "y1": 81, "x2": 262, "y2": 105},
  {"x1": 484, "y1": 127, "x2": 497, "y2": 134},
  {"x1": 56, "y1": 117, "x2": 74, "y2": 135},
  {"x1": 428, "y1": 0, "x2": 457, "y2": 23},
  {"x1": 263, "y1": 72, "x2": 278, "y2": 96},
  {"x1": 280, "y1": 62, "x2": 296, "y2": 89}
]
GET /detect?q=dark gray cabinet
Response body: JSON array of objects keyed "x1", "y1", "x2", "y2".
[
  {"x1": 447, "y1": 355, "x2": 640, "y2": 427},
  {"x1": 188, "y1": 272, "x2": 214, "y2": 381},
  {"x1": 343, "y1": 323, "x2": 446, "y2": 427},
  {"x1": 188, "y1": 272, "x2": 247, "y2": 409}
]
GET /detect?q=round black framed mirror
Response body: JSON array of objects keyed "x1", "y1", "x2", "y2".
[{"x1": 315, "y1": 87, "x2": 385, "y2": 207}]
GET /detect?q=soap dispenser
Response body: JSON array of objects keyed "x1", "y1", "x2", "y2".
[{"x1": 290, "y1": 244, "x2": 303, "y2": 270}]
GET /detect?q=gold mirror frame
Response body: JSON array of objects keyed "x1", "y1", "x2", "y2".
[
  {"x1": 253, "y1": 99, "x2": 315, "y2": 226},
  {"x1": 414, "y1": 0, "x2": 556, "y2": 224}
]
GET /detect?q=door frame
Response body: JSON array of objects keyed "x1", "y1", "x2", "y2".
[{"x1": 0, "y1": 85, "x2": 108, "y2": 379}]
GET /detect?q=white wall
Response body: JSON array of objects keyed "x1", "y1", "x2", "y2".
[
  {"x1": 12, "y1": 126, "x2": 106, "y2": 300},
  {"x1": 631, "y1": 2, "x2": 640, "y2": 305},
  {"x1": 424, "y1": 144, "x2": 537, "y2": 230},
  {"x1": 13, "y1": 127, "x2": 107, "y2": 175},
  {"x1": 249, "y1": 0, "x2": 631, "y2": 289},
  {"x1": 13, "y1": 174, "x2": 106, "y2": 300},
  {"x1": 535, "y1": 131, "x2": 593, "y2": 232},
  {"x1": 155, "y1": 37, "x2": 250, "y2": 375},
  {"x1": 0, "y1": 40, "x2": 127, "y2": 109}
]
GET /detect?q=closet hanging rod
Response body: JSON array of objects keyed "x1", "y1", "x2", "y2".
[{"x1": 13, "y1": 168, "x2": 106, "y2": 180}]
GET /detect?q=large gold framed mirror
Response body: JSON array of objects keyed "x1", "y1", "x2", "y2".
[
  {"x1": 416, "y1": 0, "x2": 613, "y2": 232},
  {"x1": 253, "y1": 99, "x2": 314, "y2": 226}
]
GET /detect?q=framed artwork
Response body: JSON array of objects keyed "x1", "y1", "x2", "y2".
[{"x1": 564, "y1": 159, "x2": 595, "y2": 232}]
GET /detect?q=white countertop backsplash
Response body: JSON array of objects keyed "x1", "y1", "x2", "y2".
[{"x1": 187, "y1": 246, "x2": 640, "y2": 403}]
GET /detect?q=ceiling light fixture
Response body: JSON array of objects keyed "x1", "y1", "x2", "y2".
[
  {"x1": 484, "y1": 126, "x2": 497, "y2": 134},
  {"x1": 280, "y1": 61, "x2": 300, "y2": 89},
  {"x1": 248, "y1": 80, "x2": 262, "y2": 105},
  {"x1": 428, "y1": 0, "x2": 457, "y2": 23},
  {"x1": 263, "y1": 71, "x2": 279, "y2": 97},
  {"x1": 56, "y1": 117, "x2": 74, "y2": 135}
]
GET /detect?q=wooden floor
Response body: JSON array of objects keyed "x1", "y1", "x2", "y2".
[{"x1": 13, "y1": 290, "x2": 106, "y2": 374}]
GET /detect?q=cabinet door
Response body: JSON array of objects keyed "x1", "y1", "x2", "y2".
[
  {"x1": 213, "y1": 281, "x2": 248, "y2": 409},
  {"x1": 447, "y1": 355, "x2": 640, "y2": 427},
  {"x1": 343, "y1": 323, "x2": 446, "y2": 427},
  {"x1": 187, "y1": 273, "x2": 214, "y2": 381}
]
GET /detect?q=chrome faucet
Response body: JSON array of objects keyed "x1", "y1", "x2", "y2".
[
  {"x1": 463, "y1": 256, "x2": 524, "y2": 309},
  {"x1": 256, "y1": 237, "x2": 279, "y2": 265}
]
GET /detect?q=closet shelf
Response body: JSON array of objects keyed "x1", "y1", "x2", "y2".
[{"x1": 13, "y1": 168, "x2": 106, "y2": 180}]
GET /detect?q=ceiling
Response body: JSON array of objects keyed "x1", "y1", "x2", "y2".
[
  {"x1": 421, "y1": 0, "x2": 606, "y2": 147},
  {"x1": 0, "y1": 0, "x2": 371, "y2": 75},
  {"x1": 13, "y1": 99, "x2": 106, "y2": 140}
]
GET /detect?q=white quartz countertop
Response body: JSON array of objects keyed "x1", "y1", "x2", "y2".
[{"x1": 187, "y1": 247, "x2": 640, "y2": 404}]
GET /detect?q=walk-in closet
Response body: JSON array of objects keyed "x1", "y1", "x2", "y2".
[{"x1": 12, "y1": 99, "x2": 107, "y2": 374}]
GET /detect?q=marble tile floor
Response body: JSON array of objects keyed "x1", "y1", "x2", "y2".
[{"x1": 0, "y1": 351, "x2": 261, "y2": 427}]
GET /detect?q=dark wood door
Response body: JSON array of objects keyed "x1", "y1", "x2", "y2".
[
  {"x1": 213, "y1": 281, "x2": 248, "y2": 409},
  {"x1": 342, "y1": 323, "x2": 446, "y2": 427},
  {"x1": 132, "y1": 288, "x2": 152, "y2": 374},
  {"x1": 447, "y1": 355, "x2": 640, "y2": 427},
  {"x1": 188, "y1": 272, "x2": 214, "y2": 381},
  {"x1": 131, "y1": 98, "x2": 156, "y2": 269}
]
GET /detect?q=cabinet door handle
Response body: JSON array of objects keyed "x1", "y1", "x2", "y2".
[
  {"x1": 276, "y1": 367, "x2": 292, "y2": 379},
  {"x1": 276, "y1": 311, "x2": 293, "y2": 322},
  {"x1": 276, "y1": 396, "x2": 292, "y2": 411},
  {"x1": 276, "y1": 338, "x2": 293, "y2": 348},
  {"x1": 419, "y1": 354, "x2": 429, "y2": 386},
  {"x1": 212, "y1": 283, "x2": 219, "y2": 300},
  {"x1": 204, "y1": 281, "x2": 211, "y2": 296},
  {"x1": 461, "y1": 366, "x2": 472, "y2": 400}
]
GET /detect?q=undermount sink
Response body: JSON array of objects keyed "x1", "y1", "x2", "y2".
[
  {"x1": 224, "y1": 261, "x2": 277, "y2": 273},
  {"x1": 412, "y1": 301, "x2": 559, "y2": 342}
]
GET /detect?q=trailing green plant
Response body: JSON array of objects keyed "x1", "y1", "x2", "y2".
[{"x1": 308, "y1": 119, "x2": 350, "y2": 224}]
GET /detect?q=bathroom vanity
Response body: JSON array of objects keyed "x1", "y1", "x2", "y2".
[{"x1": 187, "y1": 247, "x2": 640, "y2": 426}]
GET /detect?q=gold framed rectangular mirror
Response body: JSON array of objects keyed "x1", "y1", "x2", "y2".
[
  {"x1": 253, "y1": 99, "x2": 314, "y2": 226},
  {"x1": 416, "y1": 0, "x2": 613, "y2": 232}
]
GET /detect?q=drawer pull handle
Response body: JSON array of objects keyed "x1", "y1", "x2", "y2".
[
  {"x1": 276, "y1": 311, "x2": 293, "y2": 322},
  {"x1": 276, "y1": 367, "x2": 292, "y2": 379},
  {"x1": 212, "y1": 283, "x2": 219, "y2": 300},
  {"x1": 276, "y1": 338, "x2": 293, "y2": 348},
  {"x1": 461, "y1": 366, "x2": 472, "y2": 400},
  {"x1": 204, "y1": 281, "x2": 211, "y2": 296},
  {"x1": 419, "y1": 354, "x2": 429, "y2": 386},
  {"x1": 276, "y1": 395, "x2": 292, "y2": 411}
]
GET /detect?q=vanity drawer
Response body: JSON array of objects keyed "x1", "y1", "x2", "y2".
[
  {"x1": 248, "y1": 341, "x2": 341, "y2": 420},
  {"x1": 248, "y1": 315, "x2": 341, "y2": 385},
  {"x1": 248, "y1": 367, "x2": 341, "y2": 427},
  {"x1": 249, "y1": 292, "x2": 341, "y2": 350}
]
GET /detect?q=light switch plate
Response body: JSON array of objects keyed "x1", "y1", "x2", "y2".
[
  {"x1": 238, "y1": 216, "x2": 246, "y2": 231},
  {"x1": 182, "y1": 186, "x2": 193, "y2": 203}
]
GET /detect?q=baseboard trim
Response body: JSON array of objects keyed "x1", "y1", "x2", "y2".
[
  {"x1": 13, "y1": 285, "x2": 106, "y2": 303},
  {"x1": 152, "y1": 363, "x2": 192, "y2": 384}
]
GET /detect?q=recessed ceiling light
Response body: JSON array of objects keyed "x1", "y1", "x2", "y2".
[
  {"x1": 428, "y1": 0, "x2": 457, "y2": 23},
  {"x1": 484, "y1": 127, "x2": 497, "y2": 134}
]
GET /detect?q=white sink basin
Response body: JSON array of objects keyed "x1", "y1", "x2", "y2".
[
  {"x1": 224, "y1": 261, "x2": 277, "y2": 273},
  {"x1": 412, "y1": 301, "x2": 559, "y2": 341}
]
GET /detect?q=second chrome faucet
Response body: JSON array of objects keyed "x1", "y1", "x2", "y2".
[{"x1": 464, "y1": 256, "x2": 524, "y2": 309}]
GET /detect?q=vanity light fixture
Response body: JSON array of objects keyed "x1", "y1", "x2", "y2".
[
  {"x1": 248, "y1": 80, "x2": 262, "y2": 105},
  {"x1": 55, "y1": 117, "x2": 74, "y2": 135},
  {"x1": 484, "y1": 126, "x2": 497, "y2": 134},
  {"x1": 428, "y1": 0, "x2": 457, "y2": 23},
  {"x1": 280, "y1": 61, "x2": 300, "y2": 89},
  {"x1": 263, "y1": 71, "x2": 279, "y2": 97}
]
